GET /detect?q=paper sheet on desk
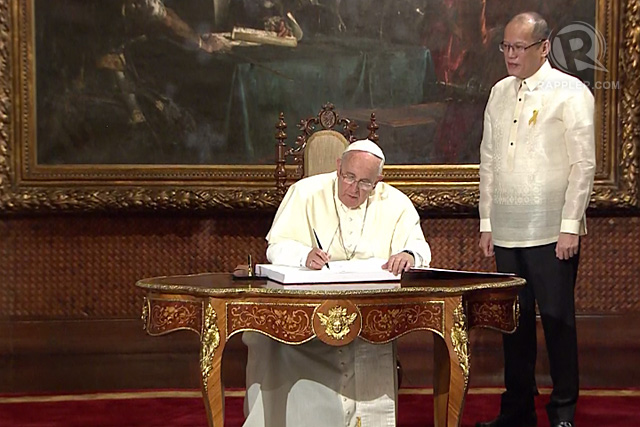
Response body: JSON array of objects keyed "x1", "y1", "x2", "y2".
[{"x1": 255, "y1": 258, "x2": 399, "y2": 284}]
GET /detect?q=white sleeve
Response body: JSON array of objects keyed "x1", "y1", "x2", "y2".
[
  {"x1": 266, "y1": 241, "x2": 310, "y2": 267},
  {"x1": 479, "y1": 87, "x2": 496, "y2": 233}
]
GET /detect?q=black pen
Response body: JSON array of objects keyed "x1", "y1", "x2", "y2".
[{"x1": 312, "y1": 228, "x2": 330, "y2": 269}]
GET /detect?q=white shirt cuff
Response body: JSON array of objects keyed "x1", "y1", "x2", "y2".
[
  {"x1": 480, "y1": 218, "x2": 492, "y2": 233},
  {"x1": 560, "y1": 219, "x2": 581, "y2": 235}
]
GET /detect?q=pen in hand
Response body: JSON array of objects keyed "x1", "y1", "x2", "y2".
[{"x1": 312, "y1": 228, "x2": 330, "y2": 269}]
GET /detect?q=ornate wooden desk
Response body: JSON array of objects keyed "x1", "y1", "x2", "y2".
[{"x1": 137, "y1": 271, "x2": 524, "y2": 427}]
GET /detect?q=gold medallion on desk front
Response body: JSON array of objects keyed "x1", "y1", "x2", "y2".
[
  {"x1": 317, "y1": 307, "x2": 357, "y2": 339},
  {"x1": 359, "y1": 301, "x2": 445, "y2": 343},
  {"x1": 313, "y1": 300, "x2": 361, "y2": 346},
  {"x1": 226, "y1": 302, "x2": 316, "y2": 343},
  {"x1": 143, "y1": 296, "x2": 202, "y2": 335}
]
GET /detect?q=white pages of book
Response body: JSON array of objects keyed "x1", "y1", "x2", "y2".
[
  {"x1": 255, "y1": 258, "x2": 400, "y2": 285},
  {"x1": 264, "y1": 280, "x2": 401, "y2": 291}
]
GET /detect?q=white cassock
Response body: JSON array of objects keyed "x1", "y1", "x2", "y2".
[{"x1": 243, "y1": 172, "x2": 431, "y2": 427}]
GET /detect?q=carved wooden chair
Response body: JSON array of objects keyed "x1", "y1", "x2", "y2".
[{"x1": 275, "y1": 103, "x2": 379, "y2": 189}]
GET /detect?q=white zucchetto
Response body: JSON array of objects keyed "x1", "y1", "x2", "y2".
[{"x1": 343, "y1": 139, "x2": 385, "y2": 162}]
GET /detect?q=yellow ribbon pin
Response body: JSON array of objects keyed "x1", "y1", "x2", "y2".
[{"x1": 529, "y1": 109, "x2": 539, "y2": 126}]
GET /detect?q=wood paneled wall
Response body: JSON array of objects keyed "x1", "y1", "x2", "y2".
[
  {"x1": 2, "y1": 213, "x2": 639, "y2": 318},
  {"x1": 1, "y1": 213, "x2": 639, "y2": 392}
]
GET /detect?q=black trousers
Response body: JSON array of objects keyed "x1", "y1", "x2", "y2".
[{"x1": 494, "y1": 243, "x2": 580, "y2": 424}]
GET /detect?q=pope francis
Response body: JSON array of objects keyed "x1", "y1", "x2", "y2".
[{"x1": 242, "y1": 139, "x2": 432, "y2": 427}]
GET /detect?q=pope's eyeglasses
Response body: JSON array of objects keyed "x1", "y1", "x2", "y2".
[
  {"x1": 499, "y1": 39, "x2": 545, "y2": 54},
  {"x1": 339, "y1": 172, "x2": 374, "y2": 191}
]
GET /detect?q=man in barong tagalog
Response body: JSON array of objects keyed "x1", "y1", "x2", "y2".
[
  {"x1": 476, "y1": 12, "x2": 595, "y2": 427},
  {"x1": 242, "y1": 139, "x2": 432, "y2": 427}
]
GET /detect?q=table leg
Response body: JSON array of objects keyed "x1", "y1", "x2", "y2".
[
  {"x1": 200, "y1": 299, "x2": 227, "y2": 427},
  {"x1": 433, "y1": 300, "x2": 470, "y2": 427},
  {"x1": 433, "y1": 333, "x2": 450, "y2": 426}
]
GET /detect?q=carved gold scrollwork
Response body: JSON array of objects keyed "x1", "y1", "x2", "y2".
[
  {"x1": 407, "y1": 188, "x2": 479, "y2": 213},
  {"x1": 317, "y1": 306, "x2": 358, "y2": 340},
  {"x1": 0, "y1": 187, "x2": 285, "y2": 213},
  {"x1": 451, "y1": 302, "x2": 470, "y2": 389},
  {"x1": 619, "y1": 0, "x2": 640, "y2": 208},
  {"x1": 200, "y1": 301, "x2": 220, "y2": 389},
  {"x1": 0, "y1": 0, "x2": 10, "y2": 198}
]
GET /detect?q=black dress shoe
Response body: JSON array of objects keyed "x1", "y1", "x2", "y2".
[{"x1": 475, "y1": 411, "x2": 537, "y2": 427}]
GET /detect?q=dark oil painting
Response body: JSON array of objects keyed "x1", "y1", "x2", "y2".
[{"x1": 34, "y1": 0, "x2": 595, "y2": 166}]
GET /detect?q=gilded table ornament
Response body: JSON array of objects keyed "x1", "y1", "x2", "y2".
[
  {"x1": 141, "y1": 297, "x2": 149, "y2": 331},
  {"x1": 451, "y1": 302, "x2": 470, "y2": 389},
  {"x1": 317, "y1": 306, "x2": 358, "y2": 340},
  {"x1": 200, "y1": 301, "x2": 220, "y2": 389}
]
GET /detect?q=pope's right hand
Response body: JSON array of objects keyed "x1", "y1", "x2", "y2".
[{"x1": 305, "y1": 248, "x2": 330, "y2": 270}]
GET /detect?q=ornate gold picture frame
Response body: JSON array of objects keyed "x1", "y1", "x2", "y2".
[{"x1": 0, "y1": 0, "x2": 637, "y2": 214}]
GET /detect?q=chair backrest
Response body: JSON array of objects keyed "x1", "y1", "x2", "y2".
[
  {"x1": 275, "y1": 103, "x2": 378, "y2": 189},
  {"x1": 303, "y1": 130, "x2": 350, "y2": 177}
]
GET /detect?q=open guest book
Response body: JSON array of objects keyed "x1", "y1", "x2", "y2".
[
  {"x1": 403, "y1": 267, "x2": 515, "y2": 280},
  {"x1": 255, "y1": 259, "x2": 515, "y2": 290},
  {"x1": 255, "y1": 258, "x2": 398, "y2": 285}
]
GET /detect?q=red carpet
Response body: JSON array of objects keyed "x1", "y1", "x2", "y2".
[{"x1": 1, "y1": 388, "x2": 638, "y2": 426}]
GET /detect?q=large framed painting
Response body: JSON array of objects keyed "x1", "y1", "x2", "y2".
[{"x1": 0, "y1": 0, "x2": 638, "y2": 213}]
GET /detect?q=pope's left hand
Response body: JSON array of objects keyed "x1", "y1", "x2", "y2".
[{"x1": 382, "y1": 252, "x2": 414, "y2": 276}]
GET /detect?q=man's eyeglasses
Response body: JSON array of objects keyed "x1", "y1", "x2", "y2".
[
  {"x1": 499, "y1": 39, "x2": 545, "y2": 54},
  {"x1": 339, "y1": 172, "x2": 375, "y2": 191}
]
